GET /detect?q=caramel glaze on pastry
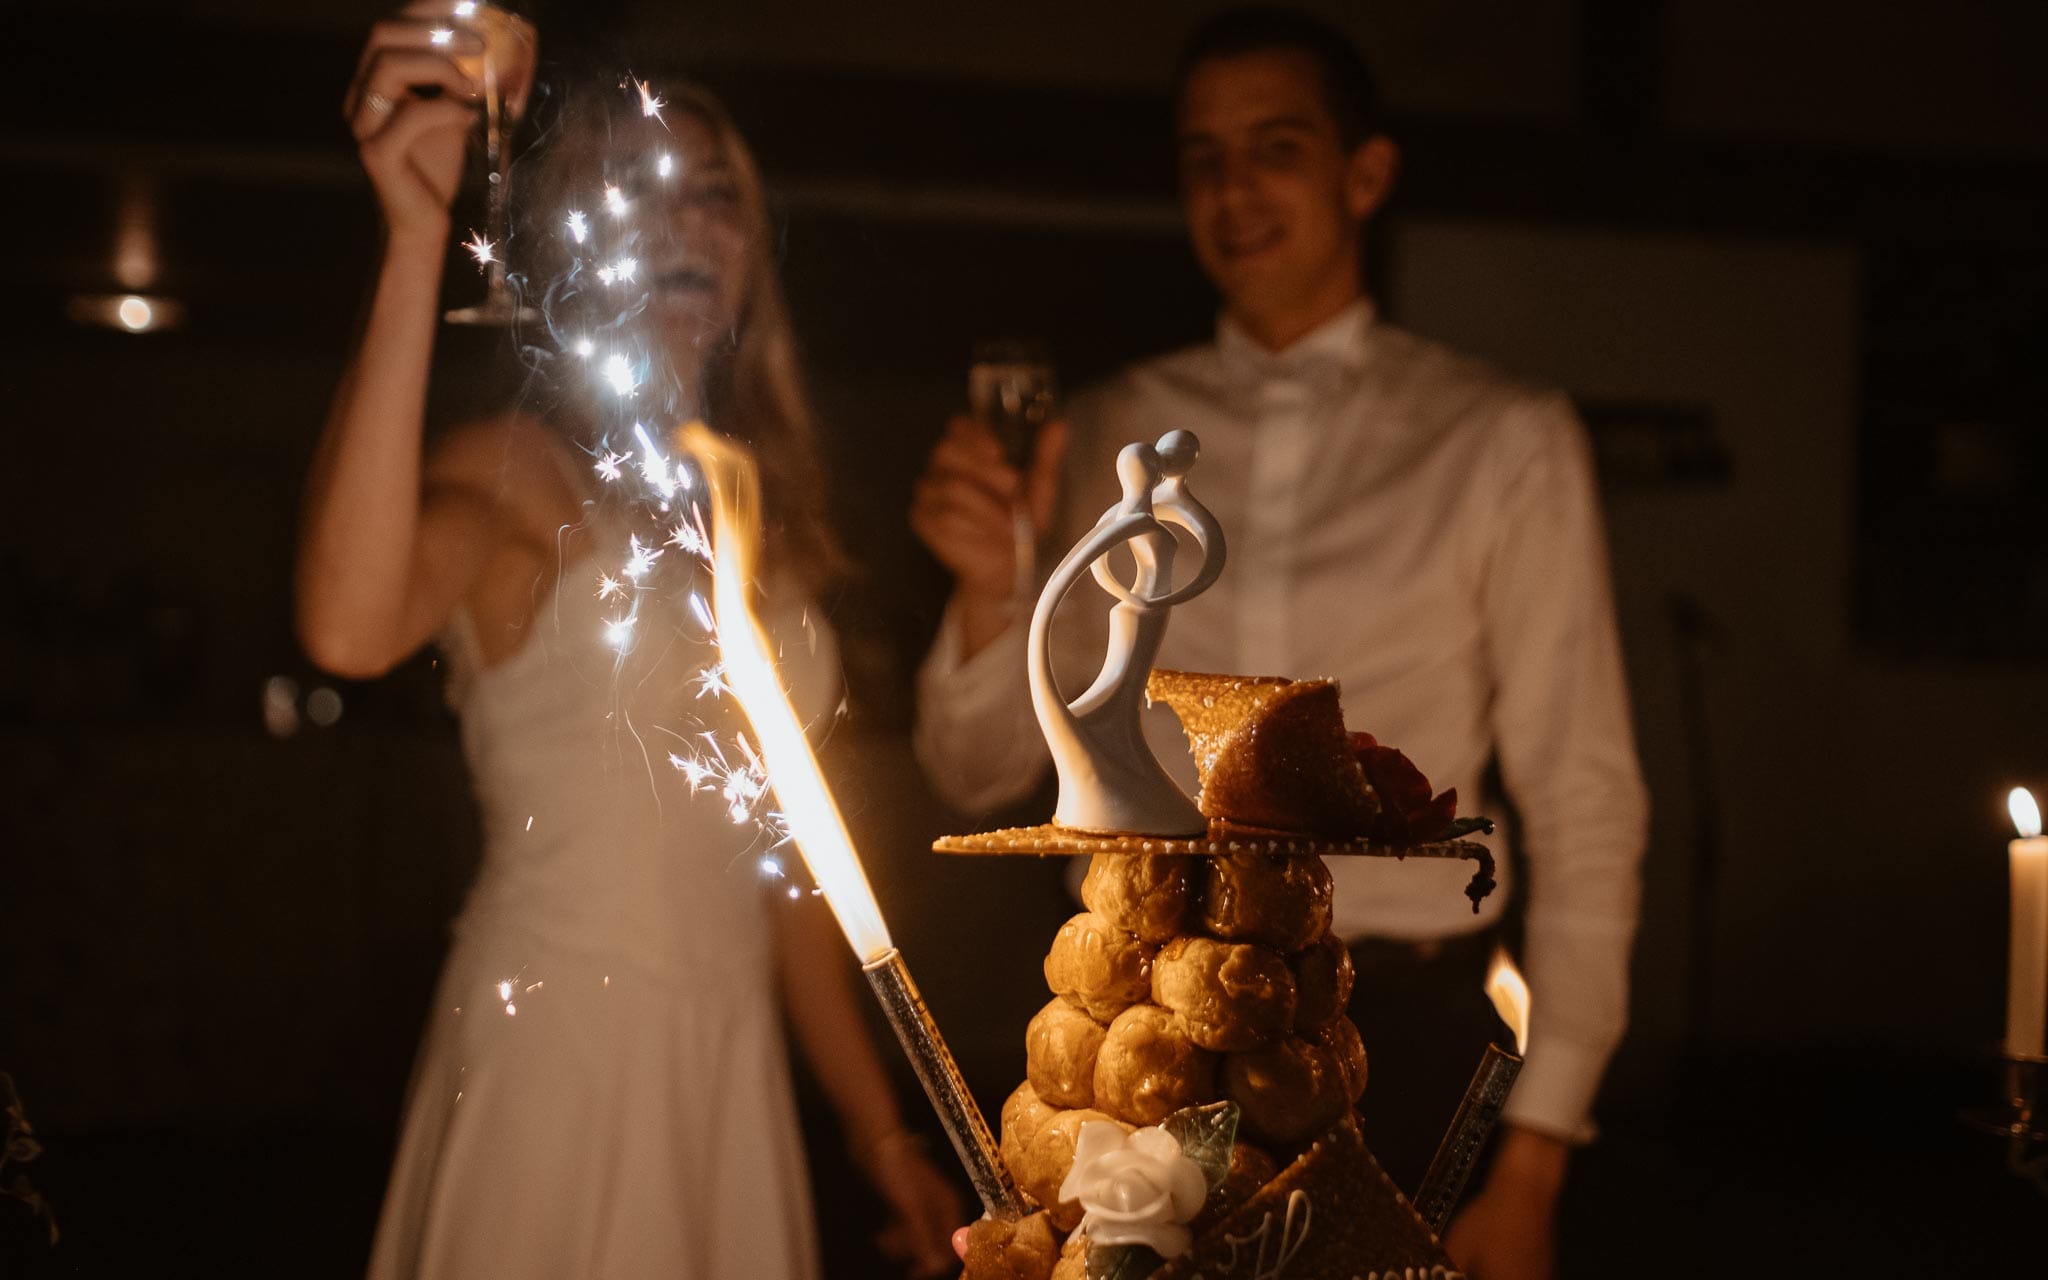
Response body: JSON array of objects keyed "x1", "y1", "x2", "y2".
[
  {"x1": 1316, "y1": 1015, "x2": 1370, "y2": 1104},
  {"x1": 1202, "y1": 852, "x2": 1334, "y2": 953},
  {"x1": 1080, "y1": 853, "x2": 1193, "y2": 944},
  {"x1": 1009, "y1": 1105, "x2": 1129, "y2": 1232},
  {"x1": 1147, "y1": 671, "x2": 1380, "y2": 834},
  {"x1": 1150, "y1": 935, "x2": 1296, "y2": 1052},
  {"x1": 1050, "y1": 1228, "x2": 1087, "y2": 1280},
  {"x1": 1025, "y1": 997, "x2": 1106, "y2": 1110},
  {"x1": 1289, "y1": 931, "x2": 1355, "y2": 1033},
  {"x1": 1190, "y1": 1140, "x2": 1282, "y2": 1235},
  {"x1": 1043, "y1": 912, "x2": 1156, "y2": 1024},
  {"x1": 999, "y1": 1081, "x2": 1059, "y2": 1177},
  {"x1": 1222, "y1": 1032, "x2": 1353, "y2": 1146},
  {"x1": 961, "y1": 1212, "x2": 1059, "y2": 1280},
  {"x1": 1092, "y1": 1003, "x2": 1219, "y2": 1126}
]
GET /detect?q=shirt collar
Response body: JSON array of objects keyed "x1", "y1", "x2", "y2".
[{"x1": 1216, "y1": 297, "x2": 1376, "y2": 395}]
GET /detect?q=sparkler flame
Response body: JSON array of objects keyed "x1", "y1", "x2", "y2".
[
  {"x1": 683, "y1": 422, "x2": 893, "y2": 961},
  {"x1": 1485, "y1": 947, "x2": 1531, "y2": 1055},
  {"x1": 463, "y1": 231, "x2": 495, "y2": 266},
  {"x1": 2013, "y1": 787, "x2": 2042, "y2": 839},
  {"x1": 565, "y1": 210, "x2": 589, "y2": 243},
  {"x1": 605, "y1": 185, "x2": 629, "y2": 217}
]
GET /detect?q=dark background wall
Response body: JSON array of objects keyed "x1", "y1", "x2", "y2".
[{"x1": 2, "y1": 1, "x2": 2044, "y2": 1275}]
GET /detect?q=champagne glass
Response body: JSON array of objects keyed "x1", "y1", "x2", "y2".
[
  {"x1": 968, "y1": 340, "x2": 1059, "y2": 605},
  {"x1": 441, "y1": 1, "x2": 540, "y2": 325}
]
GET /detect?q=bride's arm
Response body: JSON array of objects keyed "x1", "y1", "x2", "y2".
[
  {"x1": 774, "y1": 896, "x2": 964, "y2": 1276},
  {"x1": 296, "y1": 18, "x2": 499, "y2": 678}
]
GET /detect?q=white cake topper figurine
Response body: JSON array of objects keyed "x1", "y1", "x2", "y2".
[{"x1": 1029, "y1": 429, "x2": 1225, "y2": 835}]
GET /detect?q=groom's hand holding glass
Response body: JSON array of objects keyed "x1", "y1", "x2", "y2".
[{"x1": 910, "y1": 414, "x2": 1070, "y2": 663}]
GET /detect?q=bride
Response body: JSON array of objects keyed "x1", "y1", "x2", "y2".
[{"x1": 297, "y1": 12, "x2": 962, "y2": 1278}]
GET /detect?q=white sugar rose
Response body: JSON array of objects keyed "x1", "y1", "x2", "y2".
[{"x1": 1057, "y1": 1120, "x2": 1209, "y2": 1257}]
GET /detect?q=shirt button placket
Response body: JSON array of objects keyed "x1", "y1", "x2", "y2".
[{"x1": 1239, "y1": 379, "x2": 1311, "y2": 676}]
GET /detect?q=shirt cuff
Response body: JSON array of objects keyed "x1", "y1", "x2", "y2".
[
  {"x1": 917, "y1": 596, "x2": 1030, "y2": 722},
  {"x1": 1499, "y1": 1035, "x2": 1608, "y2": 1145}
]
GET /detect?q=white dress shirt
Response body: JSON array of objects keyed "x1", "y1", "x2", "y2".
[{"x1": 915, "y1": 299, "x2": 1649, "y2": 1142}]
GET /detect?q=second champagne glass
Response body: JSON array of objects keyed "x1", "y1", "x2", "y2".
[{"x1": 968, "y1": 340, "x2": 1059, "y2": 606}]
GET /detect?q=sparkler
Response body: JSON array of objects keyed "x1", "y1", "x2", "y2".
[
  {"x1": 684, "y1": 422, "x2": 1023, "y2": 1218},
  {"x1": 462, "y1": 231, "x2": 496, "y2": 266},
  {"x1": 1414, "y1": 947, "x2": 1529, "y2": 1232}
]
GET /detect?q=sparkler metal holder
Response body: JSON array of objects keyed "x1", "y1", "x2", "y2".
[
  {"x1": 1413, "y1": 1041, "x2": 1524, "y2": 1233},
  {"x1": 1961, "y1": 1053, "x2": 2048, "y2": 1197},
  {"x1": 862, "y1": 947, "x2": 1027, "y2": 1219}
]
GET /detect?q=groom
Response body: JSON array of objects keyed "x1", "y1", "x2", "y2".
[{"x1": 912, "y1": 8, "x2": 1647, "y2": 1278}]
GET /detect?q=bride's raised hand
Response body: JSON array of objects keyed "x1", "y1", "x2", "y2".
[{"x1": 342, "y1": 7, "x2": 484, "y2": 243}]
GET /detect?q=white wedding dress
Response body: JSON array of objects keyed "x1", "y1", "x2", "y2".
[{"x1": 366, "y1": 509, "x2": 833, "y2": 1280}]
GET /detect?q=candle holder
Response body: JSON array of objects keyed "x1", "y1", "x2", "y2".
[
  {"x1": 1961, "y1": 1052, "x2": 2048, "y2": 1197},
  {"x1": 1412, "y1": 1041, "x2": 1524, "y2": 1233},
  {"x1": 863, "y1": 947, "x2": 1028, "y2": 1219}
]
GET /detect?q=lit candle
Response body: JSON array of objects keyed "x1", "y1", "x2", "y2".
[{"x1": 2006, "y1": 788, "x2": 2048, "y2": 1061}]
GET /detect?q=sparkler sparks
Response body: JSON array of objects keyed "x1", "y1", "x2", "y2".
[
  {"x1": 657, "y1": 153, "x2": 675, "y2": 178},
  {"x1": 665, "y1": 735, "x2": 771, "y2": 826},
  {"x1": 565, "y1": 210, "x2": 589, "y2": 243},
  {"x1": 603, "y1": 616, "x2": 635, "y2": 650},
  {"x1": 692, "y1": 663, "x2": 730, "y2": 700},
  {"x1": 462, "y1": 231, "x2": 495, "y2": 266},
  {"x1": 667, "y1": 516, "x2": 708, "y2": 558},
  {"x1": 634, "y1": 77, "x2": 667, "y2": 125},
  {"x1": 429, "y1": 27, "x2": 454, "y2": 46},
  {"x1": 594, "y1": 449, "x2": 631, "y2": 482},
  {"x1": 596, "y1": 573, "x2": 626, "y2": 601},
  {"x1": 601, "y1": 354, "x2": 637, "y2": 396},
  {"x1": 573, "y1": 338, "x2": 595, "y2": 359},
  {"x1": 596, "y1": 257, "x2": 639, "y2": 286},
  {"x1": 687, "y1": 593, "x2": 715, "y2": 633},
  {"x1": 623, "y1": 535, "x2": 661, "y2": 581},
  {"x1": 605, "y1": 185, "x2": 629, "y2": 217}
]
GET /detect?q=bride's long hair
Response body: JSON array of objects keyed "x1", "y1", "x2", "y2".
[{"x1": 515, "y1": 78, "x2": 844, "y2": 593}]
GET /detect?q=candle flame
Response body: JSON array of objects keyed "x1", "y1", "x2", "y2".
[
  {"x1": 682, "y1": 422, "x2": 893, "y2": 961},
  {"x1": 2012, "y1": 787, "x2": 2042, "y2": 839},
  {"x1": 1486, "y1": 946, "x2": 1530, "y2": 1054}
]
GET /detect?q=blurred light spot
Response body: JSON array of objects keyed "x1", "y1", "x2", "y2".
[
  {"x1": 262, "y1": 676, "x2": 300, "y2": 738},
  {"x1": 429, "y1": 27, "x2": 454, "y2": 46},
  {"x1": 306, "y1": 686, "x2": 344, "y2": 727},
  {"x1": 66, "y1": 292, "x2": 185, "y2": 333}
]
